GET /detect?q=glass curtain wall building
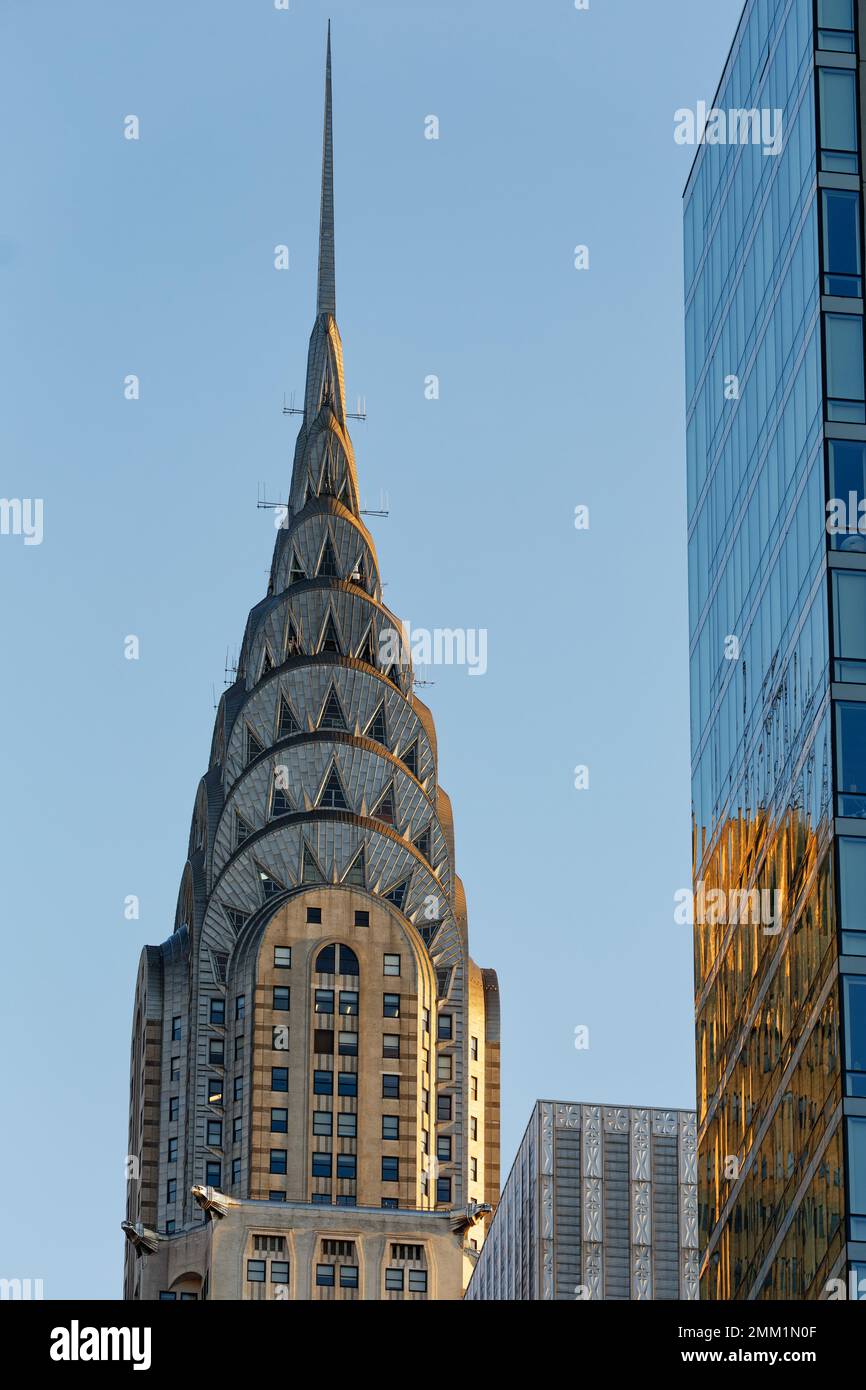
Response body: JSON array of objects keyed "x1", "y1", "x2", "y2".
[{"x1": 685, "y1": 0, "x2": 866, "y2": 1299}]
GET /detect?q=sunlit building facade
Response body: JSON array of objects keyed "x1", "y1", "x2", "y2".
[
  {"x1": 122, "y1": 31, "x2": 500, "y2": 1301},
  {"x1": 685, "y1": 0, "x2": 866, "y2": 1298}
]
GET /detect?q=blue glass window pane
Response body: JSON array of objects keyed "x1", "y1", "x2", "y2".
[
  {"x1": 820, "y1": 69, "x2": 859, "y2": 170},
  {"x1": 837, "y1": 704, "x2": 866, "y2": 813},
  {"x1": 819, "y1": 0, "x2": 854, "y2": 29},
  {"x1": 848, "y1": 1117, "x2": 866, "y2": 1214},
  {"x1": 844, "y1": 976, "x2": 866, "y2": 1073},
  {"x1": 823, "y1": 190, "x2": 861, "y2": 296},
  {"x1": 826, "y1": 314, "x2": 865, "y2": 416},
  {"x1": 840, "y1": 838, "x2": 866, "y2": 931},
  {"x1": 833, "y1": 574, "x2": 866, "y2": 678}
]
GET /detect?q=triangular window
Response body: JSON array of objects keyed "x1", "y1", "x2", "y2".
[
  {"x1": 365, "y1": 701, "x2": 387, "y2": 746},
  {"x1": 383, "y1": 878, "x2": 409, "y2": 911},
  {"x1": 413, "y1": 825, "x2": 432, "y2": 862},
  {"x1": 319, "y1": 686, "x2": 346, "y2": 731},
  {"x1": 402, "y1": 740, "x2": 418, "y2": 777},
  {"x1": 318, "y1": 765, "x2": 348, "y2": 811},
  {"x1": 357, "y1": 624, "x2": 377, "y2": 666},
  {"x1": 289, "y1": 550, "x2": 306, "y2": 585},
  {"x1": 302, "y1": 844, "x2": 325, "y2": 884},
  {"x1": 371, "y1": 784, "x2": 395, "y2": 825},
  {"x1": 260, "y1": 646, "x2": 274, "y2": 678},
  {"x1": 383, "y1": 664, "x2": 401, "y2": 688},
  {"x1": 318, "y1": 612, "x2": 342, "y2": 656},
  {"x1": 342, "y1": 846, "x2": 366, "y2": 887},
  {"x1": 317, "y1": 536, "x2": 339, "y2": 579},
  {"x1": 234, "y1": 812, "x2": 253, "y2": 848},
  {"x1": 277, "y1": 697, "x2": 300, "y2": 740},
  {"x1": 285, "y1": 616, "x2": 301, "y2": 657},
  {"x1": 222, "y1": 905, "x2": 250, "y2": 933},
  {"x1": 271, "y1": 781, "x2": 292, "y2": 817},
  {"x1": 257, "y1": 865, "x2": 285, "y2": 901},
  {"x1": 246, "y1": 727, "x2": 264, "y2": 766}
]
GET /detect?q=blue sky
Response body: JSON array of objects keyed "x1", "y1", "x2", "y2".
[{"x1": 0, "y1": 0, "x2": 744, "y2": 1296}]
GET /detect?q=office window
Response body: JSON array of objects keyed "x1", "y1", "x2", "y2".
[
  {"x1": 235, "y1": 995, "x2": 245, "y2": 1021},
  {"x1": 819, "y1": 0, "x2": 856, "y2": 51},
  {"x1": 335, "y1": 1194, "x2": 357, "y2": 1207},
  {"x1": 823, "y1": 190, "x2": 862, "y2": 296},
  {"x1": 339, "y1": 1264, "x2": 359, "y2": 1288},
  {"x1": 383, "y1": 953, "x2": 401, "y2": 977},
  {"x1": 167, "y1": 1136, "x2": 178, "y2": 1162},
  {"x1": 829, "y1": 439, "x2": 866, "y2": 552},
  {"x1": 437, "y1": 1094, "x2": 452, "y2": 1121},
  {"x1": 382, "y1": 1156, "x2": 399, "y2": 1182},
  {"x1": 845, "y1": 976, "x2": 866, "y2": 1096},
  {"x1": 316, "y1": 1264, "x2": 335, "y2": 1286},
  {"x1": 316, "y1": 944, "x2": 336, "y2": 974},
  {"x1": 382, "y1": 1197, "x2": 399, "y2": 1209},
  {"x1": 382, "y1": 1115, "x2": 399, "y2": 1140},
  {"x1": 408, "y1": 1270, "x2": 428, "y2": 1294},
  {"x1": 314, "y1": 1069, "x2": 334, "y2": 1095},
  {"x1": 354, "y1": 910, "x2": 369, "y2": 927},
  {"x1": 437, "y1": 1013, "x2": 453, "y2": 1040},
  {"x1": 231, "y1": 1157, "x2": 241, "y2": 1184},
  {"x1": 159, "y1": 1290, "x2": 176, "y2": 1300},
  {"x1": 204, "y1": 1161, "x2": 220, "y2": 1187},
  {"x1": 385, "y1": 1268, "x2": 404, "y2": 1292},
  {"x1": 382, "y1": 1074, "x2": 400, "y2": 1099},
  {"x1": 839, "y1": 837, "x2": 866, "y2": 952},
  {"x1": 209, "y1": 997, "x2": 225, "y2": 1026},
  {"x1": 268, "y1": 1149, "x2": 287, "y2": 1175},
  {"x1": 269, "y1": 1191, "x2": 286, "y2": 1203},
  {"x1": 313, "y1": 1110, "x2": 332, "y2": 1136},
  {"x1": 207, "y1": 1119, "x2": 222, "y2": 1147},
  {"x1": 247, "y1": 1259, "x2": 266, "y2": 1283},
  {"x1": 307, "y1": 906, "x2": 322, "y2": 924},
  {"x1": 271, "y1": 1261, "x2": 289, "y2": 1284},
  {"x1": 837, "y1": 702, "x2": 866, "y2": 813},
  {"x1": 437, "y1": 1054, "x2": 452, "y2": 1081},
  {"x1": 436, "y1": 1177, "x2": 451, "y2": 1203},
  {"x1": 470, "y1": 1035, "x2": 479, "y2": 1060},
  {"x1": 234, "y1": 1036, "x2": 244, "y2": 1062},
  {"x1": 819, "y1": 67, "x2": 859, "y2": 173},
  {"x1": 271, "y1": 1107, "x2": 288, "y2": 1133},
  {"x1": 273, "y1": 987, "x2": 290, "y2": 1011},
  {"x1": 206, "y1": 1078, "x2": 222, "y2": 1107},
  {"x1": 167, "y1": 1178, "x2": 177, "y2": 1203},
  {"x1": 234, "y1": 1075, "x2": 243, "y2": 1102},
  {"x1": 337, "y1": 1112, "x2": 356, "y2": 1138},
  {"x1": 314, "y1": 1028, "x2": 334, "y2": 1055},
  {"x1": 383, "y1": 993, "x2": 400, "y2": 1018},
  {"x1": 339, "y1": 990, "x2": 358, "y2": 1016},
  {"x1": 233, "y1": 1115, "x2": 242, "y2": 1143},
  {"x1": 471, "y1": 1075, "x2": 478, "y2": 1099},
  {"x1": 274, "y1": 945, "x2": 292, "y2": 968},
  {"x1": 338, "y1": 1030, "x2": 358, "y2": 1056},
  {"x1": 338, "y1": 1071, "x2": 358, "y2": 1097},
  {"x1": 437, "y1": 1135, "x2": 452, "y2": 1162},
  {"x1": 338, "y1": 946, "x2": 359, "y2": 977},
  {"x1": 470, "y1": 1157, "x2": 478, "y2": 1182},
  {"x1": 208, "y1": 1038, "x2": 224, "y2": 1065},
  {"x1": 337, "y1": 1154, "x2": 357, "y2": 1179},
  {"x1": 315, "y1": 989, "x2": 334, "y2": 1015},
  {"x1": 311, "y1": 1192, "x2": 331, "y2": 1205},
  {"x1": 849, "y1": 1117, "x2": 866, "y2": 1239},
  {"x1": 312, "y1": 1153, "x2": 332, "y2": 1177},
  {"x1": 169, "y1": 1097, "x2": 179, "y2": 1121},
  {"x1": 171, "y1": 1056, "x2": 180, "y2": 1080},
  {"x1": 826, "y1": 314, "x2": 866, "y2": 420},
  {"x1": 165, "y1": 1221, "x2": 175, "y2": 1235},
  {"x1": 834, "y1": 572, "x2": 866, "y2": 682},
  {"x1": 172, "y1": 1016, "x2": 181, "y2": 1041},
  {"x1": 382, "y1": 1034, "x2": 399, "y2": 1060},
  {"x1": 271, "y1": 1067, "x2": 289, "y2": 1092},
  {"x1": 471, "y1": 1116, "x2": 478, "y2": 1141}
]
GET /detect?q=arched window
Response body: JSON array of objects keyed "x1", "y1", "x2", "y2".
[{"x1": 315, "y1": 944, "x2": 359, "y2": 977}]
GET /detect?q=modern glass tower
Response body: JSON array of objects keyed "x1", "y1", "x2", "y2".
[
  {"x1": 122, "y1": 30, "x2": 500, "y2": 1301},
  {"x1": 685, "y1": 0, "x2": 866, "y2": 1299}
]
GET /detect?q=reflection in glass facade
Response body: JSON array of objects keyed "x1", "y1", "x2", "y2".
[{"x1": 685, "y1": 0, "x2": 866, "y2": 1298}]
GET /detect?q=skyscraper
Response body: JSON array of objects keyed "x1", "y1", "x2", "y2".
[
  {"x1": 123, "y1": 29, "x2": 500, "y2": 1301},
  {"x1": 464, "y1": 1101, "x2": 698, "y2": 1301},
  {"x1": 685, "y1": 0, "x2": 866, "y2": 1299}
]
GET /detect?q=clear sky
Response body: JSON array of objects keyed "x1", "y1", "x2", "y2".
[{"x1": 0, "y1": 0, "x2": 744, "y2": 1296}]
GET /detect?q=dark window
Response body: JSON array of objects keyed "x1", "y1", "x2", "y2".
[
  {"x1": 270, "y1": 1150, "x2": 287, "y2": 1175},
  {"x1": 338, "y1": 1072, "x2": 358, "y2": 1097},
  {"x1": 383, "y1": 993, "x2": 400, "y2": 1018},
  {"x1": 437, "y1": 1013, "x2": 453, "y2": 1040},
  {"x1": 233, "y1": 1115, "x2": 242, "y2": 1143},
  {"x1": 829, "y1": 440, "x2": 866, "y2": 551},
  {"x1": 839, "y1": 837, "x2": 866, "y2": 952},
  {"x1": 314, "y1": 1029, "x2": 334, "y2": 1054},
  {"x1": 209, "y1": 998, "x2": 225, "y2": 1026},
  {"x1": 205, "y1": 1161, "x2": 221, "y2": 1187},
  {"x1": 436, "y1": 1177, "x2": 452, "y2": 1204},
  {"x1": 338, "y1": 1030, "x2": 358, "y2": 1056},
  {"x1": 354, "y1": 910, "x2": 369, "y2": 927},
  {"x1": 171, "y1": 1017, "x2": 182, "y2": 1041},
  {"x1": 311, "y1": 1193, "x2": 332, "y2": 1205},
  {"x1": 271, "y1": 1067, "x2": 289, "y2": 1092},
  {"x1": 234, "y1": 1076, "x2": 243, "y2": 1102},
  {"x1": 168, "y1": 1137, "x2": 178, "y2": 1162},
  {"x1": 207, "y1": 1119, "x2": 222, "y2": 1147},
  {"x1": 337, "y1": 1112, "x2": 357, "y2": 1138},
  {"x1": 312, "y1": 1152, "x2": 332, "y2": 1177},
  {"x1": 339, "y1": 990, "x2": 358, "y2": 1016},
  {"x1": 247, "y1": 1260, "x2": 266, "y2": 1283},
  {"x1": 159, "y1": 1291, "x2": 177, "y2": 1300},
  {"x1": 235, "y1": 995, "x2": 245, "y2": 1021},
  {"x1": 315, "y1": 989, "x2": 335, "y2": 1014},
  {"x1": 316, "y1": 945, "x2": 336, "y2": 974},
  {"x1": 849, "y1": 1117, "x2": 866, "y2": 1238},
  {"x1": 208, "y1": 1039, "x2": 224, "y2": 1065},
  {"x1": 165, "y1": 1221, "x2": 175, "y2": 1235},
  {"x1": 169, "y1": 1097, "x2": 179, "y2": 1121},
  {"x1": 382, "y1": 1197, "x2": 399, "y2": 1209},
  {"x1": 307, "y1": 906, "x2": 322, "y2": 924},
  {"x1": 313, "y1": 1111, "x2": 332, "y2": 1136},
  {"x1": 167, "y1": 1178, "x2": 177, "y2": 1203},
  {"x1": 437, "y1": 1135, "x2": 452, "y2": 1162},
  {"x1": 382, "y1": 1156, "x2": 399, "y2": 1182},
  {"x1": 316, "y1": 1264, "x2": 335, "y2": 1286},
  {"x1": 833, "y1": 572, "x2": 866, "y2": 682},
  {"x1": 339, "y1": 946, "x2": 359, "y2": 977},
  {"x1": 336, "y1": 1154, "x2": 357, "y2": 1179},
  {"x1": 232, "y1": 1157, "x2": 241, "y2": 1184},
  {"x1": 823, "y1": 189, "x2": 862, "y2": 296},
  {"x1": 837, "y1": 702, "x2": 866, "y2": 813},
  {"x1": 382, "y1": 1074, "x2": 400, "y2": 1099},
  {"x1": 314, "y1": 1069, "x2": 334, "y2": 1095},
  {"x1": 269, "y1": 1191, "x2": 286, "y2": 1203},
  {"x1": 271, "y1": 1261, "x2": 290, "y2": 1284},
  {"x1": 340, "y1": 1264, "x2": 359, "y2": 1288},
  {"x1": 271, "y1": 1108, "x2": 288, "y2": 1133},
  {"x1": 382, "y1": 1115, "x2": 399, "y2": 1140},
  {"x1": 845, "y1": 975, "x2": 866, "y2": 1095},
  {"x1": 273, "y1": 987, "x2": 290, "y2": 1011},
  {"x1": 385, "y1": 1268, "x2": 404, "y2": 1292}
]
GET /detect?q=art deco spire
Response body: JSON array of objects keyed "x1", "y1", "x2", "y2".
[{"x1": 317, "y1": 22, "x2": 336, "y2": 318}]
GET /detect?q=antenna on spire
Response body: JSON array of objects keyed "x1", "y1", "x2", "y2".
[{"x1": 317, "y1": 21, "x2": 336, "y2": 317}]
